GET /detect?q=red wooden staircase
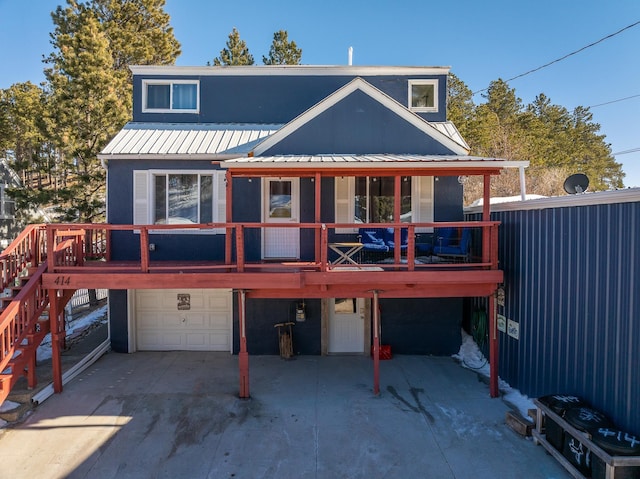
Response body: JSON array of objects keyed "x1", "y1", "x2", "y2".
[{"x1": 0, "y1": 225, "x2": 76, "y2": 405}]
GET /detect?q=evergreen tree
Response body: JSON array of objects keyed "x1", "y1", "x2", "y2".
[
  {"x1": 93, "y1": 0, "x2": 181, "y2": 74},
  {"x1": 446, "y1": 72, "x2": 474, "y2": 137},
  {"x1": 447, "y1": 77, "x2": 624, "y2": 204},
  {"x1": 45, "y1": 4, "x2": 126, "y2": 221},
  {"x1": 262, "y1": 30, "x2": 302, "y2": 65},
  {"x1": 213, "y1": 28, "x2": 255, "y2": 66},
  {"x1": 7, "y1": 0, "x2": 180, "y2": 221},
  {"x1": 1, "y1": 82, "x2": 55, "y2": 189}
]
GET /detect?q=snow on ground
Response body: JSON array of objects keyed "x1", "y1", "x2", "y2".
[
  {"x1": 36, "y1": 305, "x2": 108, "y2": 362},
  {"x1": 453, "y1": 329, "x2": 535, "y2": 422}
]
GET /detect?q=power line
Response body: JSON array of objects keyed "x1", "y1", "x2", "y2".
[
  {"x1": 612, "y1": 147, "x2": 640, "y2": 156},
  {"x1": 473, "y1": 20, "x2": 640, "y2": 95},
  {"x1": 587, "y1": 94, "x2": 640, "y2": 108}
]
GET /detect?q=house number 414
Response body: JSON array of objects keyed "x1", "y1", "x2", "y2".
[{"x1": 53, "y1": 276, "x2": 71, "y2": 285}]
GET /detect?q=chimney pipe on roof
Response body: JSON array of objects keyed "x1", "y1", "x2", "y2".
[{"x1": 348, "y1": 46, "x2": 353, "y2": 65}]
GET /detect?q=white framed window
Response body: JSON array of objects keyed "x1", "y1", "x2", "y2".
[
  {"x1": 335, "y1": 176, "x2": 433, "y2": 233},
  {"x1": 0, "y1": 184, "x2": 15, "y2": 220},
  {"x1": 408, "y1": 79, "x2": 438, "y2": 113},
  {"x1": 133, "y1": 170, "x2": 226, "y2": 233},
  {"x1": 142, "y1": 79, "x2": 199, "y2": 113}
]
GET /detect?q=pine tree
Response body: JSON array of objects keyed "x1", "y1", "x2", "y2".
[
  {"x1": 45, "y1": 4, "x2": 126, "y2": 221},
  {"x1": 262, "y1": 30, "x2": 302, "y2": 65},
  {"x1": 7, "y1": 0, "x2": 181, "y2": 221},
  {"x1": 1, "y1": 82, "x2": 55, "y2": 190},
  {"x1": 447, "y1": 77, "x2": 624, "y2": 204},
  {"x1": 213, "y1": 28, "x2": 255, "y2": 66}
]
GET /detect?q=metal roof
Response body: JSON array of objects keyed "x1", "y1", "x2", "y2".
[
  {"x1": 99, "y1": 121, "x2": 469, "y2": 160},
  {"x1": 222, "y1": 154, "x2": 529, "y2": 169},
  {"x1": 98, "y1": 123, "x2": 282, "y2": 159},
  {"x1": 130, "y1": 65, "x2": 451, "y2": 77},
  {"x1": 431, "y1": 122, "x2": 469, "y2": 150}
]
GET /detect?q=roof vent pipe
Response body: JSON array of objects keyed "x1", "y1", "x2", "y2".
[{"x1": 348, "y1": 46, "x2": 353, "y2": 65}]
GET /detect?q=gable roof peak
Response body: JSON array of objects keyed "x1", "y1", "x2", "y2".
[{"x1": 251, "y1": 77, "x2": 469, "y2": 156}]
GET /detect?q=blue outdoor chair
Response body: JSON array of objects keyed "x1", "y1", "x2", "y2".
[{"x1": 433, "y1": 227, "x2": 471, "y2": 261}]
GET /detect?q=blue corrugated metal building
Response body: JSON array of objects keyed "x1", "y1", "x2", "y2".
[{"x1": 467, "y1": 189, "x2": 640, "y2": 433}]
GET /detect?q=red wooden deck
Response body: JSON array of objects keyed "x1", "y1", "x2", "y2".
[{"x1": 40, "y1": 221, "x2": 503, "y2": 299}]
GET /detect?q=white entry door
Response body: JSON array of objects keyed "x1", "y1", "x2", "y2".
[
  {"x1": 263, "y1": 178, "x2": 300, "y2": 259},
  {"x1": 328, "y1": 298, "x2": 365, "y2": 353}
]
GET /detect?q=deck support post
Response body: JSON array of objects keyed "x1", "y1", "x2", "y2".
[
  {"x1": 372, "y1": 290, "x2": 380, "y2": 395},
  {"x1": 488, "y1": 292, "x2": 499, "y2": 398},
  {"x1": 225, "y1": 170, "x2": 233, "y2": 265},
  {"x1": 314, "y1": 172, "x2": 321, "y2": 264},
  {"x1": 49, "y1": 289, "x2": 64, "y2": 393},
  {"x1": 238, "y1": 289, "x2": 250, "y2": 399}
]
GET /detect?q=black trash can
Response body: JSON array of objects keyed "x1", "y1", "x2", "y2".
[
  {"x1": 562, "y1": 407, "x2": 614, "y2": 476},
  {"x1": 538, "y1": 394, "x2": 588, "y2": 451},
  {"x1": 591, "y1": 428, "x2": 640, "y2": 479}
]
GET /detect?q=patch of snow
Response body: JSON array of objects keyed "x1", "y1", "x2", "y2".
[
  {"x1": 469, "y1": 194, "x2": 547, "y2": 207},
  {"x1": 453, "y1": 329, "x2": 535, "y2": 422},
  {"x1": 37, "y1": 305, "x2": 108, "y2": 362},
  {"x1": 0, "y1": 400, "x2": 20, "y2": 413}
]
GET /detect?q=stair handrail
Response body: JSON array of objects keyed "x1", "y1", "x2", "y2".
[
  {"x1": 0, "y1": 261, "x2": 49, "y2": 383},
  {"x1": 0, "y1": 224, "x2": 47, "y2": 291}
]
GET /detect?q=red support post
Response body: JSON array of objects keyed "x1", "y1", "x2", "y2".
[
  {"x1": 407, "y1": 224, "x2": 415, "y2": 271},
  {"x1": 320, "y1": 224, "x2": 328, "y2": 271},
  {"x1": 140, "y1": 227, "x2": 149, "y2": 273},
  {"x1": 482, "y1": 174, "x2": 491, "y2": 263},
  {"x1": 314, "y1": 172, "x2": 321, "y2": 265},
  {"x1": 47, "y1": 226, "x2": 55, "y2": 273},
  {"x1": 394, "y1": 175, "x2": 401, "y2": 265},
  {"x1": 488, "y1": 292, "x2": 499, "y2": 398},
  {"x1": 225, "y1": 170, "x2": 233, "y2": 265},
  {"x1": 236, "y1": 225, "x2": 245, "y2": 272},
  {"x1": 372, "y1": 290, "x2": 380, "y2": 395},
  {"x1": 237, "y1": 290, "x2": 250, "y2": 398}
]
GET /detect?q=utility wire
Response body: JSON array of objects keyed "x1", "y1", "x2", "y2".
[
  {"x1": 612, "y1": 147, "x2": 640, "y2": 156},
  {"x1": 587, "y1": 94, "x2": 640, "y2": 108},
  {"x1": 473, "y1": 20, "x2": 640, "y2": 95}
]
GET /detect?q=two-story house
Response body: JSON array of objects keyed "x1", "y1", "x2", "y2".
[{"x1": 0, "y1": 65, "x2": 528, "y2": 403}]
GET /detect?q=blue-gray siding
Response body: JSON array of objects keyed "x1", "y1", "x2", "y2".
[
  {"x1": 132, "y1": 74, "x2": 448, "y2": 124},
  {"x1": 262, "y1": 89, "x2": 456, "y2": 156},
  {"x1": 469, "y1": 200, "x2": 640, "y2": 433}
]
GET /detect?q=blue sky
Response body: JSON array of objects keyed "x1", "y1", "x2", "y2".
[{"x1": 1, "y1": 0, "x2": 639, "y2": 187}]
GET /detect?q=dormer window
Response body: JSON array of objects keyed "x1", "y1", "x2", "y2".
[
  {"x1": 142, "y1": 80, "x2": 199, "y2": 113},
  {"x1": 408, "y1": 79, "x2": 438, "y2": 113}
]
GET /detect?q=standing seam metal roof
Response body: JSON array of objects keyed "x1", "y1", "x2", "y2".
[
  {"x1": 98, "y1": 123, "x2": 283, "y2": 158},
  {"x1": 98, "y1": 122, "x2": 469, "y2": 158}
]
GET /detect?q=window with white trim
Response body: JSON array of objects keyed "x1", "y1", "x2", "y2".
[
  {"x1": 335, "y1": 176, "x2": 433, "y2": 233},
  {"x1": 133, "y1": 170, "x2": 226, "y2": 232},
  {"x1": 142, "y1": 80, "x2": 199, "y2": 113},
  {"x1": 0, "y1": 184, "x2": 15, "y2": 220},
  {"x1": 408, "y1": 79, "x2": 438, "y2": 112}
]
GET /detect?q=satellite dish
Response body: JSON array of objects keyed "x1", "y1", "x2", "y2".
[{"x1": 563, "y1": 173, "x2": 589, "y2": 194}]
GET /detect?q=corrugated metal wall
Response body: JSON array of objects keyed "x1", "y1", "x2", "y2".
[{"x1": 468, "y1": 193, "x2": 640, "y2": 433}]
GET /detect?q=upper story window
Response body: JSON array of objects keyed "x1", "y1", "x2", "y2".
[
  {"x1": 408, "y1": 79, "x2": 438, "y2": 113},
  {"x1": 142, "y1": 80, "x2": 199, "y2": 113}
]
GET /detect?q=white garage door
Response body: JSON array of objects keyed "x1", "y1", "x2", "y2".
[{"x1": 135, "y1": 289, "x2": 232, "y2": 351}]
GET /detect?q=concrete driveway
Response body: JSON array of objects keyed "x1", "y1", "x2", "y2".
[{"x1": 0, "y1": 352, "x2": 570, "y2": 479}]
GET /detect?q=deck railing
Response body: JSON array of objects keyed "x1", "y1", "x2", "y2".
[
  {"x1": 0, "y1": 224, "x2": 47, "y2": 290},
  {"x1": 43, "y1": 221, "x2": 500, "y2": 273}
]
